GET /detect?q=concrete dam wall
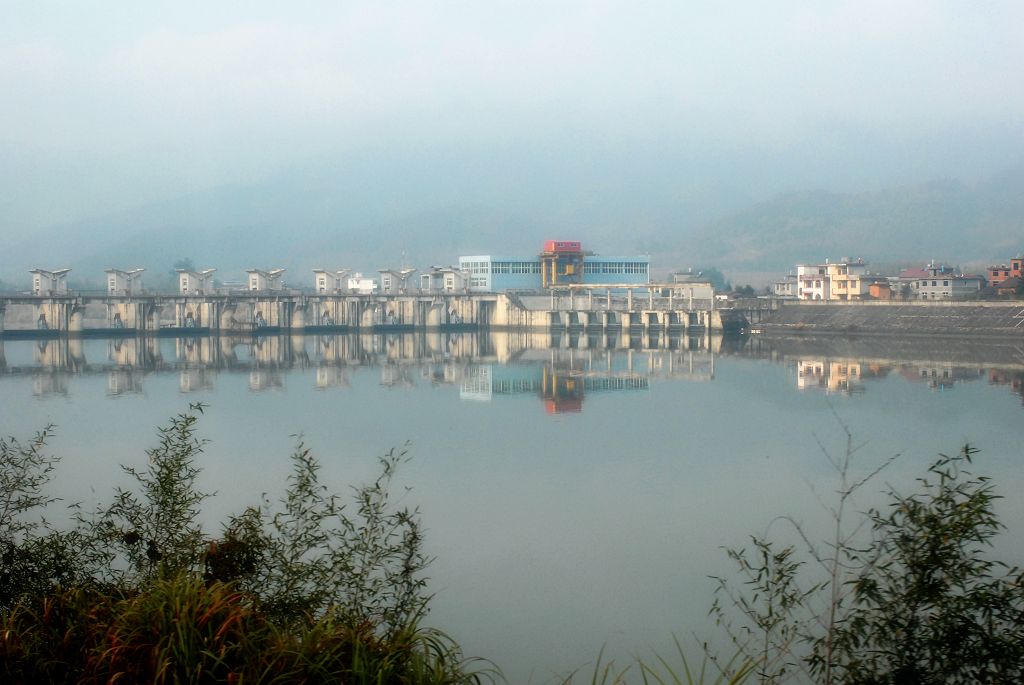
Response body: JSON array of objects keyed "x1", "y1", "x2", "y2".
[{"x1": 760, "y1": 301, "x2": 1024, "y2": 338}]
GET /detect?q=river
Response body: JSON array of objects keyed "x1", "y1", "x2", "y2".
[{"x1": 2, "y1": 330, "x2": 1023, "y2": 682}]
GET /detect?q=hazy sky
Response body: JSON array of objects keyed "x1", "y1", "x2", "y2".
[{"x1": 3, "y1": 1, "x2": 1023, "y2": 241}]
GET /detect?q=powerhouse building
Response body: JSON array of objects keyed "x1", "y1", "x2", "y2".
[{"x1": 459, "y1": 242, "x2": 649, "y2": 292}]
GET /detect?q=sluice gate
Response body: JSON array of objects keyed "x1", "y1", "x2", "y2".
[{"x1": 0, "y1": 286, "x2": 736, "y2": 337}]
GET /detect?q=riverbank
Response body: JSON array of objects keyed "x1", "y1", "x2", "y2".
[{"x1": 757, "y1": 300, "x2": 1024, "y2": 338}]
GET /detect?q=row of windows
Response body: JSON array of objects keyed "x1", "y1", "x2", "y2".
[
  {"x1": 582, "y1": 262, "x2": 649, "y2": 274},
  {"x1": 488, "y1": 261, "x2": 543, "y2": 274},
  {"x1": 461, "y1": 261, "x2": 490, "y2": 274},
  {"x1": 462, "y1": 259, "x2": 649, "y2": 277}
]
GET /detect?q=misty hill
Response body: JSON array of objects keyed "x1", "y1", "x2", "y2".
[
  {"x1": 682, "y1": 166, "x2": 1024, "y2": 272},
  {"x1": 1, "y1": 144, "x2": 751, "y2": 288},
  {"x1": 2, "y1": 157, "x2": 1023, "y2": 288}
]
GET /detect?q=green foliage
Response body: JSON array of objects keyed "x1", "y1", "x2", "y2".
[
  {"x1": 0, "y1": 426, "x2": 79, "y2": 613},
  {"x1": 221, "y1": 441, "x2": 431, "y2": 635},
  {"x1": 84, "y1": 404, "x2": 210, "y2": 585},
  {"x1": 711, "y1": 539, "x2": 816, "y2": 684},
  {"x1": 0, "y1": 406, "x2": 488, "y2": 684},
  {"x1": 713, "y1": 442, "x2": 1024, "y2": 684},
  {"x1": 826, "y1": 446, "x2": 1024, "y2": 684}
]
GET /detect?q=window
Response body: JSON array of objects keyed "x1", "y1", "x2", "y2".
[
  {"x1": 943, "y1": 280, "x2": 949, "y2": 286},
  {"x1": 383, "y1": 277, "x2": 391, "y2": 289}
]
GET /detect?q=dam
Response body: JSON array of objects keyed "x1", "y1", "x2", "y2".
[{"x1": 0, "y1": 284, "x2": 742, "y2": 337}]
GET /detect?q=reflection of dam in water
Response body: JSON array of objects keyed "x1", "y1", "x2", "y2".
[
  {"x1": 0, "y1": 330, "x2": 720, "y2": 402},
  {"x1": 6, "y1": 330, "x2": 1024, "y2": 409}
]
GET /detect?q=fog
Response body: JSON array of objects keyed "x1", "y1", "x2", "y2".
[{"x1": 3, "y1": 1, "x2": 1023, "y2": 279}]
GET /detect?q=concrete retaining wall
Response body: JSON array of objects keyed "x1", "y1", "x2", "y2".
[{"x1": 761, "y1": 301, "x2": 1024, "y2": 338}]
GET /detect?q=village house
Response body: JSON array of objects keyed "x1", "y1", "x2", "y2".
[
  {"x1": 772, "y1": 274, "x2": 798, "y2": 299},
  {"x1": 796, "y1": 258, "x2": 869, "y2": 300},
  {"x1": 868, "y1": 281, "x2": 892, "y2": 300},
  {"x1": 986, "y1": 255, "x2": 1022, "y2": 287},
  {"x1": 910, "y1": 262, "x2": 983, "y2": 300}
]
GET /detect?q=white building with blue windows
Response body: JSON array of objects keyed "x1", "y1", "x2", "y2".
[{"x1": 457, "y1": 254, "x2": 650, "y2": 292}]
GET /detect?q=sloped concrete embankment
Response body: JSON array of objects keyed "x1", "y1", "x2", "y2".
[{"x1": 760, "y1": 302, "x2": 1024, "y2": 338}]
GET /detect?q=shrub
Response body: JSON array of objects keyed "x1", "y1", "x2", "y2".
[
  {"x1": 712, "y1": 443, "x2": 1024, "y2": 685},
  {"x1": 0, "y1": 406, "x2": 489, "y2": 684}
]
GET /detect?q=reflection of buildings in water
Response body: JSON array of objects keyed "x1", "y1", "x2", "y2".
[
  {"x1": 899, "y1": 364, "x2": 984, "y2": 390},
  {"x1": 33, "y1": 372, "x2": 69, "y2": 396},
  {"x1": 108, "y1": 338, "x2": 148, "y2": 367},
  {"x1": 107, "y1": 370, "x2": 143, "y2": 396},
  {"x1": 179, "y1": 368, "x2": 214, "y2": 393},
  {"x1": 429, "y1": 363, "x2": 465, "y2": 386},
  {"x1": 177, "y1": 337, "x2": 219, "y2": 365},
  {"x1": 315, "y1": 365, "x2": 350, "y2": 389},
  {"x1": 251, "y1": 335, "x2": 285, "y2": 366},
  {"x1": 797, "y1": 360, "x2": 866, "y2": 394},
  {"x1": 459, "y1": 365, "x2": 492, "y2": 401},
  {"x1": 793, "y1": 356, "x2": 1001, "y2": 395},
  {"x1": 794, "y1": 358, "x2": 900, "y2": 394},
  {"x1": 987, "y1": 370, "x2": 1024, "y2": 405},
  {"x1": 541, "y1": 366, "x2": 583, "y2": 413},
  {"x1": 380, "y1": 364, "x2": 414, "y2": 388},
  {"x1": 249, "y1": 369, "x2": 283, "y2": 391},
  {"x1": 458, "y1": 360, "x2": 651, "y2": 413},
  {"x1": 288, "y1": 334, "x2": 309, "y2": 366},
  {"x1": 34, "y1": 338, "x2": 68, "y2": 369}
]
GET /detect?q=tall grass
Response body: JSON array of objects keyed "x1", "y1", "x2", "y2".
[{"x1": 1, "y1": 573, "x2": 491, "y2": 684}]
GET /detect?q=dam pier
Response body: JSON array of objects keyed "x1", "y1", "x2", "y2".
[{"x1": 0, "y1": 285, "x2": 739, "y2": 338}]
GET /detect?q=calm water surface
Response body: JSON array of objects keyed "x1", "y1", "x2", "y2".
[{"x1": 2, "y1": 331, "x2": 1023, "y2": 682}]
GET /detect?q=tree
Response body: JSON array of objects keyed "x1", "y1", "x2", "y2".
[
  {"x1": 171, "y1": 258, "x2": 195, "y2": 274},
  {"x1": 713, "y1": 441, "x2": 1024, "y2": 685},
  {"x1": 827, "y1": 446, "x2": 1024, "y2": 684}
]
